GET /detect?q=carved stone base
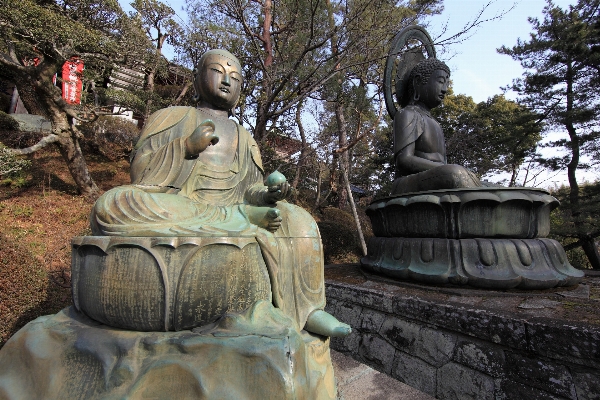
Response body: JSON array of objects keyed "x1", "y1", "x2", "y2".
[
  {"x1": 0, "y1": 304, "x2": 336, "y2": 400},
  {"x1": 361, "y1": 237, "x2": 584, "y2": 289}
]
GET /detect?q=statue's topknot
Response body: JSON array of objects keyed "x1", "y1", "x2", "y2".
[{"x1": 409, "y1": 58, "x2": 450, "y2": 85}]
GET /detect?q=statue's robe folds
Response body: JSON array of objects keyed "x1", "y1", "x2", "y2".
[
  {"x1": 91, "y1": 106, "x2": 324, "y2": 329},
  {"x1": 391, "y1": 105, "x2": 480, "y2": 195}
]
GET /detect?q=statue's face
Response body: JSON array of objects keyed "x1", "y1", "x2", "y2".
[
  {"x1": 416, "y1": 69, "x2": 449, "y2": 109},
  {"x1": 195, "y1": 53, "x2": 243, "y2": 110}
]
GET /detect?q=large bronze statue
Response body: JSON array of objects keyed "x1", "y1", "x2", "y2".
[
  {"x1": 362, "y1": 26, "x2": 584, "y2": 290},
  {"x1": 0, "y1": 50, "x2": 347, "y2": 400}
]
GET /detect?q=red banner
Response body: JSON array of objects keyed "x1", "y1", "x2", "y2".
[{"x1": 62, "y1": 58, "x2": 84, "y2": 105}]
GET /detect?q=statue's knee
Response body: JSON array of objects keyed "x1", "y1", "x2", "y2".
[
  {"x1": 438, "y1": 165, "x2": 477, "y2": 187},
  {"x1": 277, "y1": 203, "x2": 319, "y2": 238},
  {"x1": 94, "y1": 186, "x2": 135, "y2": 211},
  {"x1": 441, "y1": 164, "x2": 464, "y2": 177}
]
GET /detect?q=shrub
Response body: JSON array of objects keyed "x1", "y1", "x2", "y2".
[
  {"x1": 0, "y1": 143, "x2": 30, "y2": 178},
  {"x1": 318, "y1": 207, "x2": 363, "y2": 264},
  {"x1": 0, "y1": 111, "x2": 20, "y2": 131},
  {"x1": 79, "y1": 116, "x2": 140, "y2": 160}
]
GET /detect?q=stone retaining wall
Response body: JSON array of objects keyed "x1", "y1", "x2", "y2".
[{"x1": 325, "y1": 270, "x2": 600, "y2": 399}]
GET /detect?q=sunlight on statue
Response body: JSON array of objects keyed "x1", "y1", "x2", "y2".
[{"x1": 90, "y1": 49, "x2": 350, "y2": 338}]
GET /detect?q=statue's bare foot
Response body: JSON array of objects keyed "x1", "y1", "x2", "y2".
[
  {"x1": 304, "y1": 310, "x2": 351, "y2": 337},
  {"x1": 245, "y1": 206, "x2": 282, "y2": 232}
]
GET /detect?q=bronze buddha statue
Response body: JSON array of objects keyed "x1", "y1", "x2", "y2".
[
  {"x1": 391, "y1": 58, "x2": 480, "y2": 195},
  {"x1": 89, "y1": 49, "x2": 350, "y2": 337},
  {"x1": 363, "y1": 26, "x2": 583, "y2": 291}
]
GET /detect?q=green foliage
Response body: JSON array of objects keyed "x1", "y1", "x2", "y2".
[
  {"x1": 0, "y1": 0, "x2": 122, "y2": 59},
  {"x1": 183, "y1": 0, "x2": 442, "y2": 141},
  {"x1": 102, "y1": 88, "x2": 146, "y2": 114},
  {"x1": 129, "y1": 0, "x2": 184, "y2": 117},
  {"x1": 0, "y1": 112, "x2": 20, "y2": 131},
  {"x1": 317, "y1": 207, "x2": 363, "y2": 264},
  {"x1": 434, "y1": 90, "x2": 542, "y2": 182},
  {"x1": 0, "y1": 0, "x2": 156, "y2": 197},
  {"x1": 498, "y1": 0, "x2": 600, "y2": 172},
  {"x1": 10, "y1": 205, "x2": 34, "y2": 218},
  {"x1": 130, "y1": 0, "x2": 180, "y2": 48},
  {"x1": 549, "y1": 181, "x2": 600, "y2": 269}
]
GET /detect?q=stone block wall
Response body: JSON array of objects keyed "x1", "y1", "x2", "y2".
[{"x1": 325, "y1": 278, "x2": 600, "y2": 400}]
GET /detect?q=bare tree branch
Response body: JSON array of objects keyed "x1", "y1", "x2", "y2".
[{"x1": 10, "y1": 134, "x2": 59, "y2": 155}]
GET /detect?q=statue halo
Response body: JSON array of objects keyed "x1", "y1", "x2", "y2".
[{"x1": 384, "y1": 26, "x2": 437, "y2": 119}]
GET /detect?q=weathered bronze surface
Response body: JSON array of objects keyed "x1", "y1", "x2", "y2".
[
  {"x1": 362, "y1": 27, "x2": 584, "y2": 290},
  {"x1": 72, "y1": 237, "x2": 272, "y2": 331},
  {"x1": 84, "y1": 49, "x2": 349, "y2": 337},
  {"x1": 0, "y1": 49, "x2": 348, "y2": 399},
  {"x1": 367, "y1": 188, "x2": 558, "y2": 239},
  {"x1": 0, "y1": 304, "x2": 336, "y2": 400},
  {"x1": 362, "y1": 237, "x2": 581, "y2": 289}
]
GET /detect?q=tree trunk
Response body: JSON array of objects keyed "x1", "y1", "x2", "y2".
[
  {"x1": 172, "y1": 81, "x2": 192, "y2": 106},
  {"x1": 55, "y1": 129, "x2": 99, "y2": 200},
  {"x1": 254, "y1": 106, "x2": 270, "y2": 142},
  {"x1": 292, "y1": 100, "x2": 307, "y2": 190},
  {"x1": 564, "y1": 61, "x2": 600, "y2": 269},
  {"x1": 144, "y1": 67, "x2": 155, "y2": 123},
  {"x1": 581, "y1": 237, "x2": 600, "y2": 270},
  {"x1": 11, "y1": 59, "x2": 100, "y2": 199},
  {"x1": 509, "y1": 163, "x2": 518, "y2": 187},
  {"x1": 340, "y1": 160, "x2": 367, "y2": 256},
  {"x1": 253, "y1": 0, "x2": 274, "y2": 143},
  {"x1": 314, "y1": 162, "x2": 322, "y2": 210},
  {"x1": 335, "y1": 101, "x2": 349, "y2": 209}
]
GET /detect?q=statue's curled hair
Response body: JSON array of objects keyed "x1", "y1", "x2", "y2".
[{"x1": 407, "y1": 58, "x2": 450, "y2": 103}]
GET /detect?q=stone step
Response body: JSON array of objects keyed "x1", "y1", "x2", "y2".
[{"x1": 332, "y1": 350, "x2": 434, "y2": 400}]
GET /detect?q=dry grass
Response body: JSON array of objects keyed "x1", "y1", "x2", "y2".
[{"x1": 0, "y1": 147, "x2": 130, "y2": 348}]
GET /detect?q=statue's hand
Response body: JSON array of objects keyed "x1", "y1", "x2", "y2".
[
  {"x1": 264, "y1": 182, "x2": 291, "y2": 204},
  {"x1": 185, "y1": 120, "x2": 219, "y2": 159}
]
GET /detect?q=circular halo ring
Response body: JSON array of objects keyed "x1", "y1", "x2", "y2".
[{"x1": 384, "y1": 26, "x2": 436, "y2": 119}]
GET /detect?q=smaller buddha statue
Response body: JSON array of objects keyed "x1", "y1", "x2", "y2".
[{"x1": 391, "y1": 58, "x2": 480, "y2": 195}]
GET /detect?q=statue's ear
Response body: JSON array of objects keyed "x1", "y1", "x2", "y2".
[
  {"x1": 192, "y1": 68, "x2": 201, "y2": 103},
  {"x1": 412, "y1": 75, "x2": 422, "y2": 90},
  {"x1": 411, "y1": 75, "x2": 422, "y2": 103}
]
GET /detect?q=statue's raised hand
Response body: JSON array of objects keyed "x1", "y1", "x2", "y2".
[{"x1": 185, "y1": 120, "x2": 219, "y2": 159}]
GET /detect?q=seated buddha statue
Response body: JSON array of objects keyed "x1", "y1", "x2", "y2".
[
  {"x1": 390, "y1": 58, "x2": 481, "y2": 195},
  {"x1": 90, "y1": 49, "x2": 350, "y2": 337}
]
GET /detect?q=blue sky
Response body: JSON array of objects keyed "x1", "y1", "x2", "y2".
[
  {"x1": 427, "y1": 0, "x2": 596, "y2": 187},
  {"x1": 428, "y1": 0, "x2": 574, "y2": 103}
]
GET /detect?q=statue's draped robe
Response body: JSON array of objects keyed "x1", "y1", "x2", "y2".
[
  {"x1": 91, "y1": 107, "x2": 325, "y2": 329},
  {"x1": 391, "y1": 105, "x2": 480, "y2": 195}
]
